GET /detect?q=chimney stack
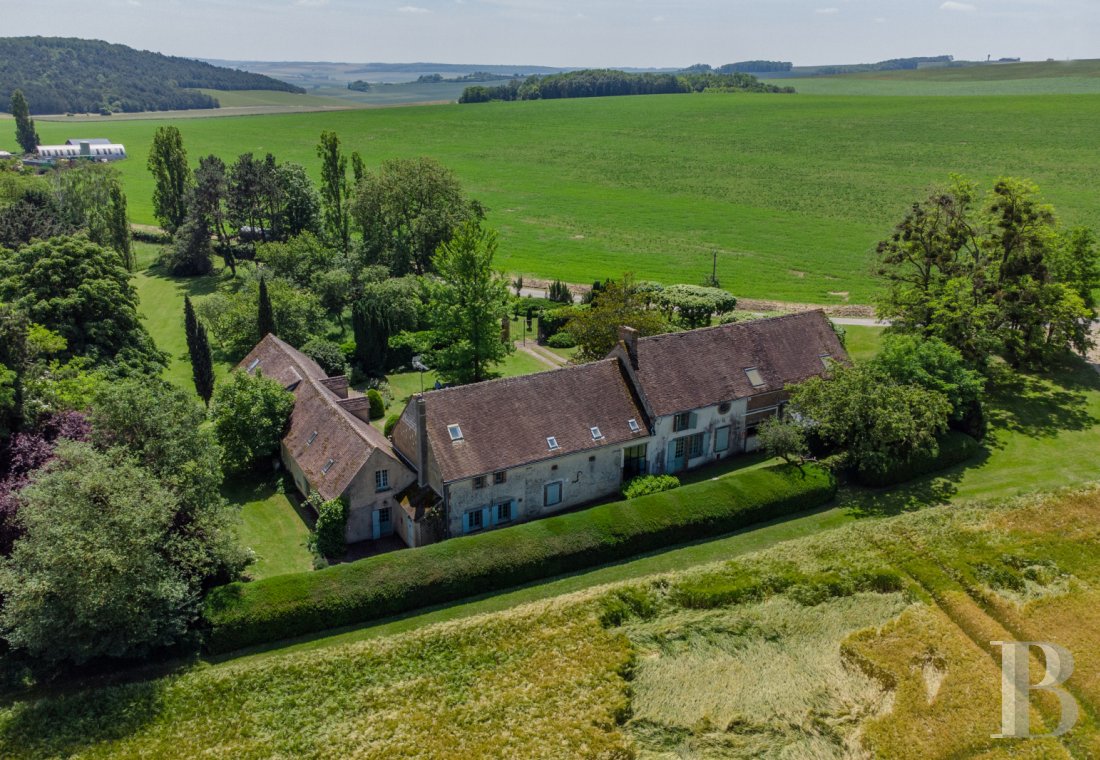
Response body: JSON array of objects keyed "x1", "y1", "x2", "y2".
[
  {"x1": 619, "y1": 325, "x2": 639, "y2": 369},
  {"x1": 416, "y1": 395, "x2": 429, "y2": 488}
]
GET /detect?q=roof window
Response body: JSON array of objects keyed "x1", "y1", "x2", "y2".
[
  {"x1": 745, "y1": 367, "x2": 765, "y2": 388},
  {"x1": 547, "y1": 436, "x2": 560, "y2": 451},
  {"x1": 321, "y1": 458, "x2": 335, "y2": 475},
  {"x1": 820, "y1": 353, "x2": 834, "y2": 370},
  {"x1": 448, "y1": 424, "x2": 464, "y2": 441},
  {"x1": 591, "y1": 426, "x2": 604, "y2": 441},
  {"x1": 306, "y1": 431, "x2": 318, "y2": 446},
  {"x1": 246, "y1": 358, "x2": 261, "y2": 372},
  {"x1": 627, "y1": 418, "x2": 641, "y2": 433}
]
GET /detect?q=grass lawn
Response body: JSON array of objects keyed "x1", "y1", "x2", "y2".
[
  {"x1": 227, "y1": 477, "x2": 314, "y2": 580},
  {"x1": 841, "y1": 324, "x2": 885, "y2": 363},
  {"x1": 22, "y1": 92, "x2": 1099, "y2": 304}
]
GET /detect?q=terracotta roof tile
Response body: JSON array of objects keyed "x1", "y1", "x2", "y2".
[
  {"x1": 421, "y1": 358, "x2": 650, "y2": 483},
  {"x1": 629, "y1": 310, "x2": 847, "y2": 417}
]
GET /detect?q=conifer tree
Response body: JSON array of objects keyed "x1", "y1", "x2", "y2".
[
  {"x1": 184, "y1": 296, "x2": 215, "y2": 406},
  {"x1": 257, "y1": 276, "x2": 276, "y2": 340},
  {"x1": 107, "y1": 184, "x2": 133, "y2": 271},
  {"x1": 10, "y1": 89, "x2": 39, "y2": 154}
]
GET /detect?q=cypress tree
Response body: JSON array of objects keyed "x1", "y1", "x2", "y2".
[
  {"x1": 107, "y1": 184, "x2": 133, "y2": 271},
  {"x1": 257, "y1": 276, "x2": 276, "y2": 339},
  {"x1": 10, "y1": 89, "x2": 39, "y2": 154},
  {"x1": 184, "y1": 296, "x2": 215, "y2": 405}
]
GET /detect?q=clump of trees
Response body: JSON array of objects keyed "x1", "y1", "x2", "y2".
[
  {"x1": 876, "y1": 176, "x2": 1099, "y2": 369},
  {"x1": 566, "y1": 275, "x2": 672, "y2": 362},
  {"x1": 210, "y1": 370, "x2": 295, "y2": 475}
]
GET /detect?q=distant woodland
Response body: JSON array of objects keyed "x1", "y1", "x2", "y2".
[
  {"x1": 460, "y1": 69, "x2": 794, "y2": 103},
  {"x1": 0, "y1": 37, "x2": 304, "y2": 115}
]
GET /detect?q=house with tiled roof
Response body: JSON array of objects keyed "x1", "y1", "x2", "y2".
[
  {"x1": 236, "y1": 335, "x2": 416, "y2": 546},
  {"x1": 608, "y1": 310, "x2": 847, "y2": 475}
]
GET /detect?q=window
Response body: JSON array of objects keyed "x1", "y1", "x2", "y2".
[
  {"x1": 247, "y1": 358, "x2": 261, "y2": 372},
  {"x1": 378, "y1": 507, "x2": 391, "y2": 527},
  {"x1": 820, "y1": 353, "x2": 834, "y2": 371},
  {"x1": 306, "y1": 430, "x2": 319, "y2": 446},
  {"x1": 715, "y1": 426, "x2": 731, "y2": 453},
  {"x1": 547, "y1": 436, "x2": 560, "y2": 451},
  {"x1": 544, "y1": 481, "x2": 563, "y2": 507},
  {"x1": 628, "y1": 418, "x2": 641, "y2": 433},
  {"x1": 466, "y1": 509, "x2": 484, "y2": 532},
  {"x1": 495, "y1": 501, "x2": 513, "y2": 523},
  {"x1": 672, "y1": 412, "x2": 692, "y2": 432},
  {"x1": 473, "y1": 475, "x2": 487, "y2": 490},
  {"x1": 591, "y1": 426, "x2": 604, "y2": 441},
  {"x1": 321, "y1": 458, "x2": 335, "y2": 474},
  {"x1": 745, "y1": 367, "x2": 766, "y2": 388},
  {"x1": 447, "y1": 424, "x2": 464, "y2": 441},
  {"x1": 688, "y1": 433, "x2": 705, "y2": 459},
  {"x1": 493, "y1": 471, "x2": 507, "y2": 485},
  {"x1": 623, "y1": 443, "x2": 648, "y2": 479},
  {"x1": 375, "y1": 469, "x2": 390, "y2": 492},
  {"x1": 718, "y1": 401, "x2": 732, "y2": 415}
]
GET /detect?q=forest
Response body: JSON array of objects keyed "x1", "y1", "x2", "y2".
[
  {"x1": 459, "y1": 68, "x2": 795, "y2": 102},
  {"x1": 0, "y1": 37, "x2": 304, "y2": 115}
]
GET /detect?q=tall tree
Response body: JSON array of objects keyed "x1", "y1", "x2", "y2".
[
  {"x1": 210, "y1": 370, "x2": 295, "y2": 474},
  {"x1": 106, "y1": 183, "x2": 133, "y2": 271},
  {"x1": 424, "y1": 222, "x2": 512, "y2": 384},
  {"x1": 351, "y1": 276, "x2": 419, "y2": 374},
  {"x1": 184, "y1": 296, "x2": 215, "y2": 406},
  {"x1": 316, "y1": 131, "x2": 350, "y2": 253},
  {"x1": 257, "y1": 276, "x2": 276, "y2": 339},
  {"x1": 192, "y1": 155, "x2": 235, "y2": 275},
  {"x1": 163, "y1": 206, "x2": 214, "y2": 276},
  {"x1": 566, "y1": 274, "x2": 671, "y2": 362},
  {"x1": 147, "y1": 126, "x2": 192, "y2": 233},
  {"x1": 350, "y1": 156, "x2": 483, "y2": 275},
  {"x1": 10, "y1": 89, "x2": 39, "y2": 155}
]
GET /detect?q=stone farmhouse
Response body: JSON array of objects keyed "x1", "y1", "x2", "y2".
[{"x1": 238, "y1": 310, "x2": 846, "y2": 550}]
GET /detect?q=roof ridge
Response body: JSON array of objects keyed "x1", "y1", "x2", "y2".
[
  {"x1": 422, "y1": 357, "x2": 618, "y2": 398},
  {"x1": 636, "y1": 309, "x2": 828, "y2": 344},
  {"x1": 304, "y1": 375, "x2": 388, "y2": 450}
]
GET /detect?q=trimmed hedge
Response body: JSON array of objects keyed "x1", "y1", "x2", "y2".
[
  {"x1": 856, "y1": 431, "x2": 981, "y2": 487},
  {"x1": 203, "y1": 463, "x2": 836, "y2": 654}
]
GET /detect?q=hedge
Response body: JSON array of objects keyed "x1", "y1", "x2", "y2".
[
  {"x1": 856, "y1": 431, "x2": 981, "y2": 487},
  {"x1": 202, "y1": 463, "x2": 836, "y2": 653}
]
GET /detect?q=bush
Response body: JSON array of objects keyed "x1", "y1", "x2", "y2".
[
  {"x1": 622, "y1": 474, "x2": 679, "y2": 499},
  {"x1": 366, "y1": 389, "x2": 385, "y2": 420},
  {"x1": 301, "y1": 338, "x2": 348, "y2": 377},
  {"x1": 308, "y1": 493, "x2": 348, "y2": 560},
  {"x1": 202, "y1": 463, "x2": 836, "y2": 653},
  {"x1": 383, "y1": 413, "x2": 401, "y2": 438},
  {"x1": 546, "y1": 331, "x2": 576, "y2": 349},
  {"x1": 856, "y1": 431, "x2": 981, "y2": 487}
]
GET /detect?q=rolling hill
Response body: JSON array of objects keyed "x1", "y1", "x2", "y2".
[{"x1": 0, "y1": 37, "x2": 304, "y2": 115}]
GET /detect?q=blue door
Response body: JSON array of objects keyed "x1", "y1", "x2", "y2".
[{"x1": 667, "y1": 438, "x2": 686, "y2": 474}]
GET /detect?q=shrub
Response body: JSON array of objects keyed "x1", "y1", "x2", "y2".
[
  {"x1": 622, "y1": 474, "x2": 679, "y2": 499},
  {"x1": 366, "y1": 389, "x2": 385, "y2": 420},
  {"x1": 307, "y1": 493, "x2": 348, "y2": 560},
  {"x1": 856, "y1": 431, "x2": 981, "y2": 487},
  {"x1": 301, "y1": 338, "x2": 348, "y2": 377},
  {"x1": 211, "y1": 370, "x2": 295, "y2": 474},
  {"x1": 383, "y1": 413, "x2": 401, "y2": 438},
  {"x1": 202, "y1": 463, "x2": 836, "y2": 653},
  {"x1": 547, "y1": 331, "x2": 576, "y2": 349}
]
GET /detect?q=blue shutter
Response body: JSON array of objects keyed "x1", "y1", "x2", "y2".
[
  {"x1": 666, "y1": 440, "x2": 677, "y2": 473},
  {"x1": 462, "y1": 511, "x2": 471, "y2": 534},
  {"x1": 490, "y1": 503, "x2": 499, "y2": 527},
  {"x1": 482, "y1": 506, "x2": 491, "y2": 530},
  {"x1": 701, "y1": 431, "x2": 710, "y2": 460},
  {"x1": 371, "y1": 509, "x2": 381, "y2": 540}
]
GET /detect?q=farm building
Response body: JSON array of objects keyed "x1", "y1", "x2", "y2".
[
  {"x1": 35, "y1": 138, "x2": 126, "y2": 162},
  {"x1": 238, "y1": 310, "x2": 847, "y2": 550}
]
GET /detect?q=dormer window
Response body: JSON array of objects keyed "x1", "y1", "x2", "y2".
[
  {"x1": 745, "y1": 367, "x2": 765, "y2": 388},
  {"x1": 628, "y1": 418, "x2": 640, "y2": 433},
  {"x1": 247, "y1": 358, "x2": 261, "y2": 373},
  {"x1": 448, "y1": 424, "x2": 464, "y2": 441},
  {"x1": 306, "y1": 431, "x2": 319, "y2": 446},
  {"x1": 547, "y1": 436, "x2": 560, "y2": 451},
  {"x1": 590, "y1": 426, "x2": 604, "y2": 441},
  {"x1": 321, "y1": 458, "x2": 335, "y2": 475}
]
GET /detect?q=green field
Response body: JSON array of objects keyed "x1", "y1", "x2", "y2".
[{"x1": 15, "y1": 92, "x2": 1098, "y2": 304}]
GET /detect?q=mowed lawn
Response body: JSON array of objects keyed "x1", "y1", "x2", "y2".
[
  {"x1": 227, "y1": 477, "x2": 314, "y2": 580},
  {"x1": 20, "y1": 93, "x2": 1100, "y2": 304}
]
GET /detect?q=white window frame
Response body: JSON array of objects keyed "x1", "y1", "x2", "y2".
[
  {"x1": 375, "y1": 469, "x2": 390, "y2": 492},
  {"x1": 745, "y1": 367, "x2": 766, "y2": 388},
  {"x1": 591, "y1": 426, "x2": 604, "y2": 441},
  {"x1": 547, "y1": 436, "x2": 560, "y2": 451},
  {"x1": 321, "y1": 458, "x2": 335, "y2": 475},
  {"x1": 628, "y1": 418, "x2": 640, "y2": 433},
  {"x1": 544, "y1": 480, "x2": 563, "y2": 507},
  {"x1": 447, "y1": 424, "x2": 464, "y2": 441}
]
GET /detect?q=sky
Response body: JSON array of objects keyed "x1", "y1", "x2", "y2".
[{"x1": 2, "y1": 0, "x2": 1097, "y2": 67}]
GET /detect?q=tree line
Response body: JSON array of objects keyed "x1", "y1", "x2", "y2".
[
  {"x1": 0, "y1": 37, "x2": 303, "y2": 115},
  {"x1": 459, "y1": 69, "x2": 794, "y2": 103}
]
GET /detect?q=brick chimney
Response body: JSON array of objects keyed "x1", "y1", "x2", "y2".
[
  {"x1": 618, "y1": 326, "x2": 639, "y2": 369},
  {"x1": 416, "y1": 395, "x2": 429, "y2": 488}
]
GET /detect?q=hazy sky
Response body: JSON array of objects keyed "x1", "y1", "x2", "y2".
[{"x1": 4, "y1": 0, "x2": 1097, "y2": 67}]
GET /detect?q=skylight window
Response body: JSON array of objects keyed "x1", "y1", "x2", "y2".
[
  {"x1": 628, "y1": 418, "x2": 641, "y2": 433},
  {"x1": 246, "y1": 358, "x2": 261, "y2": 372},
  {"x1": 306, "y1": 431, "x2": 319, "y2": 446},
  {"x1": 591, "y1": 427, "x2": 604, "y2": 441},
  {"x1": 547, "y1": 436, "x2": 560, "y2": 451},
  {"x1": 321, "y1": 458, "x2": 335, "y2": 475},
  {"x1": 820, "y1": 354, "x2": 834, "y2": 370},
  {"x1": 744, "y1": 367, "x2": 765, "y2": 388},
  {"x1": 448, "y1": 424, "x2": 464, "y2": 442}
]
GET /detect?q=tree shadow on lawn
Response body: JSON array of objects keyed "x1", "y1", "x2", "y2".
[
  {"x1": 984, "y1": 360, "x2": 1099, "y2": 439},
  {"x1": 144, "y1": 262, "x2": 224, "y2": 300},
  {"x1": 841, "y1": 446, "x2": 991, "y2": 520}
]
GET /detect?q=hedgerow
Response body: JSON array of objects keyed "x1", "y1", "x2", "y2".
[
  {"x1": 202, "y1": 462, "x2": 836, "y2": 653},
  {"x1": 856, "y1": 431, "x2": 980, "y2": 487}
]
